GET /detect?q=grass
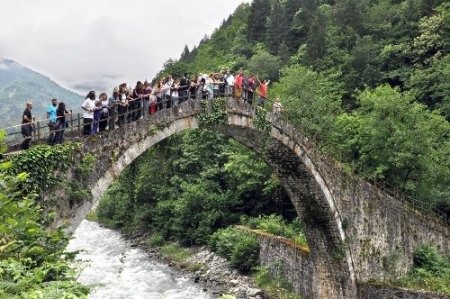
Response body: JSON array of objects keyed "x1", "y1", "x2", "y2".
[
  {"x1": 158, "y1": 242, "x2": 204, "y2": 272},
  {"x1": 160, "y1": 243, "x2": 191, "y2": 262},
  {"x1": 253, "y1": 266, "x2": 302, "y2": 299},
  {"x1": 85, "y1": 210, "x2": 98, "y2": 222},
  {"x1": 391, "y1": 269, "x2": 450, "y2": 296}
]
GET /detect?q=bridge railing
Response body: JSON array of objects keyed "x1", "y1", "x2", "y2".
[
  {"x1": 2, "y1": 84, "x2": 238, "y2": 150},
  {"x1": 2, "y1": 88, "x2": 448, "y2": 224}
]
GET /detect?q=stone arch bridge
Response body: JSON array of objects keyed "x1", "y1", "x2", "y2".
[{"x1": 45, "y1": 98, "x2": 448, "y2": 299}]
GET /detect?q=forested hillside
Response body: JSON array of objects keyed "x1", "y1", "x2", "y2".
[
  {"x1": 0, "y1": 59, "x2": 83, "y2": 128},
  {"x1": 155, "y1": 0, "x2": 450, "y2": 216}
]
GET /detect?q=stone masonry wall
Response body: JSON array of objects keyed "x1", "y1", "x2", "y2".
[
  {"x1": 257, "y1": 232, "x2": 450, "y2": 299},
  {"x1": 258, "y1": 236, "x2": 315, "y2": 298},
  {"x1": 357, "y1": 284, "x2": 450, "y2": 299},
  {"x1": 267, "y1": 114, "x2": 450, "y2": 282}
]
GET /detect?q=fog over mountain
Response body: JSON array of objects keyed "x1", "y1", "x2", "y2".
[
  {"x1": 0, "y1": 58, "x2": 83, "y2": 128},
  {"x1": 0, "y1": 0, "x2": 250, "y2": 94}
]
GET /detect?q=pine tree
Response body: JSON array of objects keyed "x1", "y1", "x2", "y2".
[
  {"x1": 305, "y1": 10, "x2": 327, "y2": 64},
  {"x1": 284, "y1": 0, "x2": 321, "y2": 53},
  {"x1": 180, "y1": 45, "x2": 190, "y2": 62},
  {"x1": 247, "y1": 0, "x2": 271, "y2": 43},
  {"x1": 333, "y1": 0, "x2": 368, "y2": 33},
  {"x1": 266, "y1": 0, "x2": 289, "y2": 54},
  {"x1": 278, "y1": 41, "x2": 291, "y2": 65}
]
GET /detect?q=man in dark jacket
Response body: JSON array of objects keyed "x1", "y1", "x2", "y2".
[
  {"x1": 179, "y1": 73, "x2": 190, "y2": 104},
  {"x1": 21, "y1": 101, "x2": 33, "y2": 150}
]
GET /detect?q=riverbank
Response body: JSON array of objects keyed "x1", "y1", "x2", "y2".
[{"x1": 129, "y1": 233, "x2": 265, "y2": 299}]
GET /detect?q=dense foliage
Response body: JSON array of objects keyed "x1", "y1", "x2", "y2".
[
  {"x1": 0, "y1": 134, "x2": 88, "y2": 298},
  {"x1": 241, "y1": 214, "x2": 307, "y2": 246},
  {"x1": 208, "y1": 215, "x2": 307, "y2": 273},
  {"x1": 209, "y1": 227, "x2": 260, "y2": 273},
  {"x1": 394, "y1": 244, "x2": 450, "y2": 295},
  {"x1": 155, "y1": 0, "x2": 450, "y2": 216},
  {"x1": 97, "y1": 129, "x2": 297, "y2": 245},
  {"x1": 6, "y1": 142, "x2": 80, "y2": 194}
]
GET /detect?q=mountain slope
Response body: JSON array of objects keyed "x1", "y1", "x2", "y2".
[{"x1": 0, "y1": 59, "x2": 83, "y2": 128}]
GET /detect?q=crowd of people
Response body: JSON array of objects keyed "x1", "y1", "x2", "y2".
[
  {"x1": 79, "y1": 70, "x2": 274, "y2": 137},
  {"x1": 20, "y1": 70, "x2": 282, "y2": 150}
]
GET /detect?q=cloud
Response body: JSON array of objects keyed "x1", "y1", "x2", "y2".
[{"x1": 0, "y1": 0, "x2": 250, "y2": 94}]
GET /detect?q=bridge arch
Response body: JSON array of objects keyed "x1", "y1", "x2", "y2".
[{"x1": 56, "y1": 98, "x2": 449, "y2": 299}]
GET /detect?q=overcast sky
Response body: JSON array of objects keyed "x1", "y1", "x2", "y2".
[{"x1": 0, "y1": 0, "x2": 250, "y2": 94}]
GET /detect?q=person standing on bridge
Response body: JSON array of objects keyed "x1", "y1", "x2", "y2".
[
  {"x1": 81, "y1": 91, "x2": 96, "y2": 135},
  {"x1": 108, "y1": 87, "x2": 120, "y2": 130},
  {"x1": 234, "y1": 71, "x2": 243, "y2": 99},
  {"x1": 224, "y1": 70, "x2": 234, "y2": 96},
  {"x1": 179, "y1": 73, "x2": 190, "y2": 104},
  {"x1": 142, "y1": 81, "x2": 152, "y2": 118},
  {"x1": 54, "y1": 102, "x2": 70, "y2": 144},
  {"x1": 47, "y1": 98, "x2": 58, "y2": 145},
  {"x1": 99, "y1": 93, "x2": 109, "y2": 132},
  {"x1": 257, "y1": 78, "x2": 270, "y2": 107},
  {"x1": 247, "y1": 74, "x2": 256, "y2": 105},
  {"x1": 118, "y1": 84, "x2": 129, "y2": 127},
  {"x1": 20, "y1": 101, "x2": 33, "y2": 150},
  {"x1": 132, "y1": 81, "x2": 145, "y2": 121}
]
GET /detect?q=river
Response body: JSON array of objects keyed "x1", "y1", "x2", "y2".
[{"x1": 66, "y1": 220, "x2": 212, "y2": 299}]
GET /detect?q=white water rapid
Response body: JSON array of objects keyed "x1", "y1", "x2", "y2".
[{"x1": 66, "y1": 220, "x2": 212, "y2": 299}]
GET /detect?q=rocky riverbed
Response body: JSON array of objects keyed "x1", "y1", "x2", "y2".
[{"x1": 133, "y1": 238, "x2": 265, "y2": 299}]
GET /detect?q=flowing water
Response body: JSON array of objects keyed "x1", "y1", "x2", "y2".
[{"x1": 66, "y1": 220, "x2": 211, "y2": 299}]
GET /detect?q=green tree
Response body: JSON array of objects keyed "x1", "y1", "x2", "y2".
[
  {"x1": 409, "y1": 54, "x2": 450, "y2": 119},
  {"x1": 266, "y1": 0, "x2": 289, "y2": 54},
  {"x1": 278, "y1": 41, "x2": 291, "y2": 65},
  {"x1": 0, "y1": 134, "x2": 88, "y2": 298},
  {"x1": 331, "y1": 85, "x2": 450, "y2": 205},
  {"x1": 305, "y1": 9, "x2": 327, "y2": 64},
  {"x1": 271, "y1": 65, "x2": 344, "y2": 143},
  {"x1": 333, "y1": 0, "x2": 369, "y2": 33},
  {"x1": 248, "y1": 48, "x2": 281, "y2": 81},
  {"x1": 412, "y1": 3, "x2": 450, "y2": 64},
  {"x1": 246, "y1": 0, "x2": 271, "y2": 43}
]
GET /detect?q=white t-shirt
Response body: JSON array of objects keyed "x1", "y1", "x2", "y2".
[
  {"x1": 226, "y1": 74, "x2": 234, "y2": 86},
  {"x1": 81, "y1": 98, "x2": 96, "y2": 119},
  {"x1": 164, "y1": 81, "x2": 173, "y2": 96}
]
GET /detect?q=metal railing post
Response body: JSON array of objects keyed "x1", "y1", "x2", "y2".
[
  {"x1": 77, "y1": 113, "x2": 81, "y2": 136},
  {"x1": 36, "y1": 121, "x2": 41, "y2": 143},
  {"x1": 70, "y1": 110, "x2": 74, "y2": 135}
]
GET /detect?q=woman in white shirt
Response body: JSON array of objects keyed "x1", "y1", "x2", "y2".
[{"x1": 81, "y1": 91, "x2": 96, "y2": 135}]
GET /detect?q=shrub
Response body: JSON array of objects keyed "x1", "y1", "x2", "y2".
[
  {"x1": 393, "y1": 244, "x2": 450, "y2": 295},
  {"x1": 413, "y1": 244, "x2": 445, "y2": 273},
  {"x1": 253, "y1": 266, "x2": 301, "y2": 299},
  {"x1": 240, "y1": 215, "x2": 308, "y2": 246},
  {"x1": 147, "y1": 233, "x2": 165, "y2": 247},
  {"x1": 209, "y1": 227, "x2": 259, "y2": 273}
]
